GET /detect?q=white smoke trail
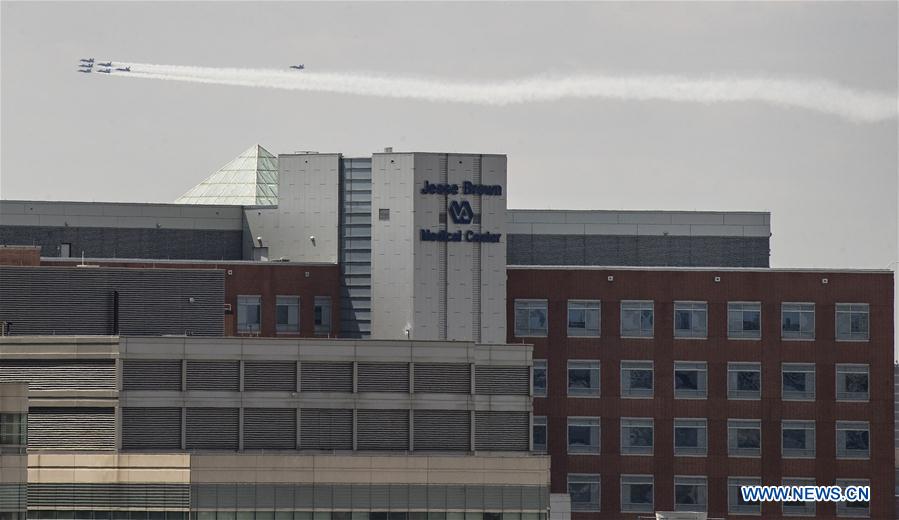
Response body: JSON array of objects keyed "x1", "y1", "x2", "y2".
[{"x1": 109, "y1": 62, "x2": 898, "y2": 123}]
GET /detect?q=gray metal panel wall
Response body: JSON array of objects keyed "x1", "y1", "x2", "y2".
[
  {"x1": 122, "y1": 407, "x2": 182, "y2": 451},
  {"x1": 27, "y1": 484, "x2": 190, "y2": 510},
  {"x1": 123, "y1": 360, "x2": 182, "y2": 390},
  {"x1": 475, "y1": 411, "x2": 529, "y2": 451},
  {"x1": 244, "y1": 361, "x2": 297, "y2": 392},
  {"x1": 507, "y1": 234, "x2": 770, "y2": 267},
  {"x1": 299, "y1": 409, "x2": 353, "y2": 450},
  {"x1": 186, "y1": 408, "x2": 239, "y2": 450},
  {"x1": 356, "y1": 409, "x2": 409, "y2": 451},
  {"x1": 186, "y1": 361, "x2": 240, "y2": 391},
  {"x1": 0, "y1": 359, "x2": 115, "y2": 390},
  {"x1": 243, "y1": 408, "x2": 296, "y2": 450},
  {"x1": 0, "y1": 225, "x2": 242, "y2": 260},
  {"x1": 28, "y1": 407, "x2": 115, "y2": 450},
  {"x1": 413, "y1": 410, "x2": 470, "y2": 451},
  {"x1": 357, "y1": 362, "x2": 409, "y2": 392},
  {"x1": 0, "y1": 266, "x2": 224, "y2": 336},
  {"x1": 475, "y1": 366, "x2": 529, "y2": 395},
  {"x1": 339, "y1": 158, "x2": 373, "y2": 338},
  {"x1": 413, "y1": 364, "x2": 471, "y2": 394},
  {"x1": 300, "y1": 362, "x2": 353, "y2": 392}
]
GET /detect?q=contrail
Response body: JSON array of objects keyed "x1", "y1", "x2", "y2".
[{"x1": 109, "y1": 62, "x2": 898, "y2": 123}]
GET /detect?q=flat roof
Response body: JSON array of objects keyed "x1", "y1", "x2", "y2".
[
  {"x1": 40, "y1": 257, "x2": 337, "y2": 267},
  {"x1": 507, "y1": 265, "x2": 893, "y2": 274}
]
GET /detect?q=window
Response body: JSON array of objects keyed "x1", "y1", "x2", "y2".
[
  {"x1": 514, "y1": 299, "x2": 548, "y2": 337},
  {"x1": 836, "y1": 304, "x2": 869, "y2": 341},
  {"x1": 621, "y1": 361, "x2": 653, "y2": 398},
  {"x1": 567, "y1": 417, "x2": 600, "y2": 454},
  {"x1": 782, "y1": 478, "x2": 816, "y2": 517},
  {"x1": 275, "y1": 296, "x2": 299, "y2": 333},
  {"x1": 0, "y1": 413, "x2": 26, "y2": 446},
  {"x1": 567, "y1": 361, "x2": 600, "y2": 397},
  {"x1": 674, "y1": 361, "x2": 707, "y2": 399},
  {"x1": 568, "y1": 474, "x2": 600, "y2": 512},
  {"x1": 728, "y1": 419, "x2": 761, "y2": 457},
  {"x1": 237, "y1": 295, "x2": 262, "y2": 333},
  {"x1": 782, "y1": 420, "x2": 816, "y2": 458},
  {"x1": 378, "y1": 208, "x2": 390, "y2": 221},
  {"x1": 532, "y1": 360, "x2": 547, "y2": 397},
  {"x1": 728, "y1": 477, "x2": 761, "y2": 515},
  {"x1": 674, "y1": 476, "x2": 707, "y2": 512},
  {"x1": 567, "y1": 300, "x2": 600, "y2": 337},
  {"x1": 533, "y1": 416, "x2": 547, "y2": 453},
  {"x1": 836, "y1": 421, "x2": 869, "y2": 459},
  {"x1": 620, "y1": 475, "x2": 653, "y2": 513},
  {"x1": 728, "y1": 362, "x2": 761, "y2": 400},
  {"x1": 313, "y1": 296, "x2": 332, "y2": 335},
  {"x1": 674, "y1": 419, "x2": 707, "y2": 456},
  {"x1": 836, "y1": 364, "x2": 869, "y2": 401},
  {"x1": 835, "y1": 479, "x2": 870, "y2": 518},
  {"x1": 620, "y1": 418, "x2": 653, "y2": 455},
  {"x1": 620, "y1": 300, "x2": 653, "y2": 338},
  {"x1": 782, "y1": 363, "x2": 815, "y2": 401},
  {"x1": 728, "y1": 302, "x2": 761, "y2": 339},
  {"x1": 782, "y1": 303, "x2": 815, "y2": 340},
  {"x1": 674, "y1": 302, "x2": 708, "y2": 338}
]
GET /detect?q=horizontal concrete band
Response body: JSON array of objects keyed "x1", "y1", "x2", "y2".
[{"x1": 27, "y1": 454, "x2": 549, "y2": 486}]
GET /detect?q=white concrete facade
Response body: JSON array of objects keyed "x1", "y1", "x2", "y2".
[
  {"x1": 370, "y1": 153, "x2": 507, "y2": 344},
  {"x1": 244, "y1": 153, "x2": 341, "y2": 263}
]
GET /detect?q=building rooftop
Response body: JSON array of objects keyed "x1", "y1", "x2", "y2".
[{"x1": 175, "y1": 144, "x2": 278, "y2": 206}]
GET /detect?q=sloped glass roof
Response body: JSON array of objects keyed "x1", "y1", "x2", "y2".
[{"x1": 175, "y1": 144, "x2": 279, "y2": 205}]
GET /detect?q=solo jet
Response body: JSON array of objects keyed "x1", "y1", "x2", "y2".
[
  {"x1": 77, "y1": 68, "x2": 92, "y2": 73},
  {"x1": 97, "y1": 61, "x2": 112, "y2": 67},
  {"x1": 80, "y1": 58, "x2": 94, "y2": 63},
  {"x1": 115, "y1": 67, "x2": 131, "y2": 72},
  {"x1": 97, "y1": 68, "x2": 111, "y2": 74},
  {"x1": 289, "y1": 64, "x2": 305, "y2": 70}
]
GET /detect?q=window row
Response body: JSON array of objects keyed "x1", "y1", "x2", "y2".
[
  {"x1": 124, "y1": 360, "x2": 529, "y2": 396},
  {"x1": 533, "y1": 418, "x2": 870, "y2": 459},
  {"x1": 532, "y1": 360, "x2": 870, "y2": 401},
  {"x1": 237, "y1": 295, "x2": 332, "y2": 334},
  {"x1": 514, "y1": 299, "x2": 871, "y2": 341},
  {"x1": 568, "y1": 474, "x2": 870, "y2": 516}
]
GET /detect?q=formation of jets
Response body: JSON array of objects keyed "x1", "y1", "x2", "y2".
[
  {"x1": 80, "y1": 58, "x2": 303, "y2": 74},
  {"x1": 78, "y1": 58, "x2": 129, "y2": 75}
]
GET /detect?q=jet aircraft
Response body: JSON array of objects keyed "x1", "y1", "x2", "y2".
[
  {"x1": 115, "y1": 67, "x2": 131, "y2": 72},
  {"x1": 290, "y1": 64, "x2": 305, "y2": 70},
  {"x1": 97, "y1": 62, "x2": 112, "y2": 67},
  {"x1": 97, "y1": 68, "x2": 111, "y2": 74}
]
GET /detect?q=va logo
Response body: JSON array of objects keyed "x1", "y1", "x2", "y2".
[{"x1": 448, "y1": 200, "x2": 475, "y2": 225}]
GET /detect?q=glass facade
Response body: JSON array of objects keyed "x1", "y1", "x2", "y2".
[{"x1": 339, "y1": 158, "x2": 373, "y2": 338}]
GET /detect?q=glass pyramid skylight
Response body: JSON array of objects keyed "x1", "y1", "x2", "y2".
[{"x1": 175, "y1": 144, "x2": 278, "y2": 205}]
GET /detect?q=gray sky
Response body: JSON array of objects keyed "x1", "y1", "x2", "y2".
[{"x1": 1, "y1": 1, "x2": 897, "y2": 274}]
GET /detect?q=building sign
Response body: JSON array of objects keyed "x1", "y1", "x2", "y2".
[{"x1": 419, "y1": 180, "x2": 503, "y2": 243}]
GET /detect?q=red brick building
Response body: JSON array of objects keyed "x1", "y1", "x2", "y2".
[{"x1": 508, "y1": 267, "x2": 894, "y2": 519}]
